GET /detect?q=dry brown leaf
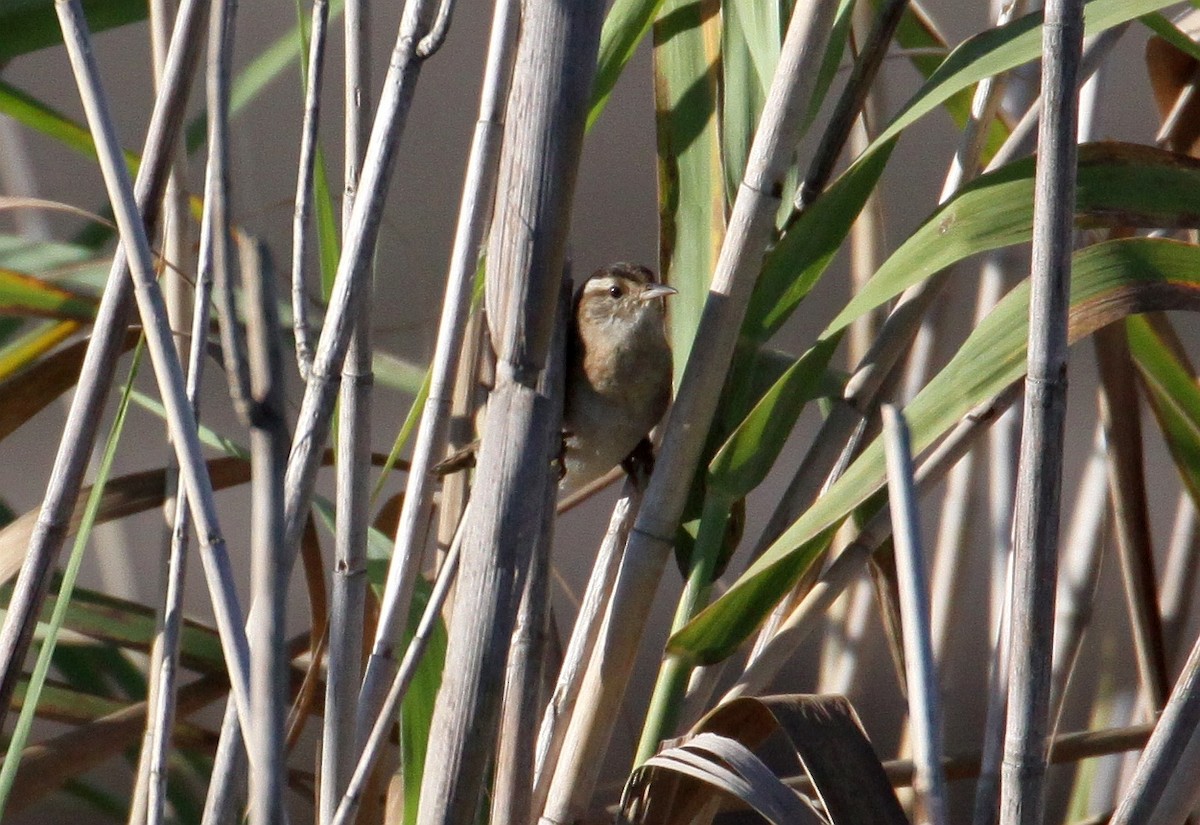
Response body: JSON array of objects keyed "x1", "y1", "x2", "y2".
[
  {"x1": 0, "y1": 329, "x2": 140, "y2": 441},
  {"x1": 1146, "y1": 10, "x2": 1200, "y2": 154},
  {"x1": 621, "y1": 694, "x2": 907, "y2": 825}
]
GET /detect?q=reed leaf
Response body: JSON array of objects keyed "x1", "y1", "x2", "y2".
[
  {"x1": 1127, "y1": 314, "x2": 1200, "y2": 506},
  {"x1": 673, "y1": 237, "x2": 1200, "y2": 662}
]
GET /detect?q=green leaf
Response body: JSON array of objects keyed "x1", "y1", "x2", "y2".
[
  {"x1": 827, "y1": 143, "x2": 1200, "y2": 336},
  {"x1": 0, "y1": 269, "x2": 98, "y2": 321},
  {"x1": 29, "y1": 583, "x2": 226, "y2": 675},
  {"x1": 708, "y1": 335, "x2": 840, "y2": 499},
  {"x1": 886, "y1": 1, "x2": 1009, "y2": 160},
  {"x1": 396, "y1": 561, "x2": 446, "y2": 825},
  {"x1": 373, "y1": 366, "x2": 432, "y2": 503},
  {"x1": 373, "y1": 350, "x2": 428, "y2": 395},
  {"x1": 654, "y1": 0, "x2": 727, "y2": 375},
  {"x1": 746, "y1": 141, "x2": 895, "y2": 344},
  {"x1": 0, "y1": 319, "x2": 82, "y2": 383},
  {"x1": 0, "y1": 80, "x2": 125, "y2": 166},
  {"x1": 0, "y1": 0, "x2": 147, "y2": 62},
  {"x1": 671, "y1": 238, "x2": 1200, "y2": 662},
  {"x1": 0, "y1": 234, "x2": 98, "y2": 272},
  {"x1": 721, "y1": 0, "x2": 783, "y2": 198},
  {"x1": 129, "y1": 390, "x2": 251, "y2": 460},
  {"x1": 589, "y1": 0, "x2": 669, "y2": 129},
  {"x1": 1127, "y1": 315, "x2": 1200, "y2": 506}
]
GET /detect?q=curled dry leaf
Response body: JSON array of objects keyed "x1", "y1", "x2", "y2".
[{"x1": 620, "y1": 694, "x2": 906, "y2": 825}]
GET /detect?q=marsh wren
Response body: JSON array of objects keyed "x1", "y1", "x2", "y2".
[{"x1": 560, "y1": 263, "x2": 676, "y2": 495}]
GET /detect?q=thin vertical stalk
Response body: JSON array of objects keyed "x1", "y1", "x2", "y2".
[
  {"x1": 929, "y1": 253, "x2": 1011, "y2": 664},
  {"x1": 243, "y1": 241, "x2": 290, "y2": 825},
  {"x1": 1047, "y1": 423, "x2": 1109, "y2": 729},
  {"x1": 794, "y1": 0, "x2": 909, "y2": 210},
  {"x1": 1159, "y1": 493, "x2": 1198, "y2": 663},
  {"x1": 290, "y1": 0, "x2": 329, "y2": 381},
  {"x1": 1110, "y1": 631, "x2": 1200, "y2": 825},
  {"x1": 530, "y1": 482, "x2": 640, "y2": 814},
  {"x1": 0, "y1": 0, "x2": 207, "y2": 727},
  {"x1": 128, "y1": 0, "x2": 196, "y2": 818},
  {"x1": 206, "y1": 0, "x2": 441, "y2": 805},
  {"x1": 882, "y1": 406, "x2": 948, "y2": 825},
  {"x1": 999, "y1": 0, "x2": 1084, "y2": 822},
  {"x1": 1094, "y1": 326, "x2": 1169, "y2": 713},
  {"x1": 53, "y1": 0, "x2": 256, "y2": 746},
  {"x1": 972, "y1": 561, "x2": 1014, "y2": 825},
  {"x1": 355, "y1": 0, "x2": 519, "y2": 744},
  {"x1": 279, "y1": 0, "x2": 439, "y2": 563},
  {"x1": 320, "y1": 0, "x2": 372, "y2": 812},
  {"x1": 436, "y1": 307, "x2": 486, "y2": 551},
  {"x1": 328, "y1": 525, "x2": 462, "y2": 825},
  {"x1": 490, "y1": 420, "x2": 557, "y2": 825},
  {"x1": 205, "y1": 0, "x2": 252, "y2": 419},
  {"x1": 541, "y1": 1, "x2": 838, "y2": 816}
]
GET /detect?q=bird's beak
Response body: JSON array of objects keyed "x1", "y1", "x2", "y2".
[{"x1": 640, "y1": 284, "x2": 678, "y2": 301}]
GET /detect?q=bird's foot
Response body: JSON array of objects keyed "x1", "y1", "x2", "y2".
[{"x1": 621, "y1": 437, "x2": 656, "y2": 490}]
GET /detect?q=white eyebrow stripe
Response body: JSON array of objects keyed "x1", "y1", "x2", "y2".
[{"x1": 583, "y1": 276, "x2": 621, "y2": 295}]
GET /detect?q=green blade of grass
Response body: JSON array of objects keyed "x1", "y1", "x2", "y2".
[{"x1": 0, "y1": 338, "x2": 144, "y2": 817}]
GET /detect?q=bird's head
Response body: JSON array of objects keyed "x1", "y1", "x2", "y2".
[{"x1": 574, "y1": 263, "x2": 677, "y2": 340}]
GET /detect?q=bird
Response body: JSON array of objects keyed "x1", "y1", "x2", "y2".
[
  {"x1": 560, "y1": 263, "x2": 676, "y2": 496},
  {"x1": 433, "y1": 263, "x2": 676, "y2": 497}
]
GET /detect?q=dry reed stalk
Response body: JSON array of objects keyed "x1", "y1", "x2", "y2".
[
  {"x1": 0, "y1": 0, "x2": 207, "y2": 727},
  {"x1": 322, "y1": 0, "x2": 375, "y2": 810},
  {"x1": 999, "y1": 0, "x2": 1084, "y2": 822},
  {"x1": 242, "y1": 240, "x2": 290, "y2": 825},
  {"x1": 882, "y1": 405, "x2": 948, "y2": 825},
  {"x1": 320, "y1": 0, "x2": 373, "y2": 812},
  {"x1": 540, "y1": 1, "x2": 840, "y2": 816},
  {"x1": 1094, "y1": 326, "x2": 1169, "y2": 712},
  {"x1": 354, "y1": 0, "x2": 519, "y2": 742},
  {"x1": 289, "y1": 0, "x2": 328, "y2": 380},
  {"x1": 411, "y1": 0, "x2": 597, "y2": 803},
  {"x1": 129, "y1": 0, "x2": 202, "y2": 819},
  {"x1": 531, "y1": 482, "x2": 641, "y2": 813},
  {"x1": 491, "y1": 382, "x2": 561, "y2": 825},
  {"x1": 795, "y1": 0, "x2": 909, "y2": 210},
  {"x1": 1110, "y1": 630, "x2": 1200, "y2": 824},
  {"x1": 318, "y1": 0, "x2": 363, "y2": 810},
  {"x1": 329, "y1": 519, "x2": 465, "y2": 825},
  {"x1": 279, "y1": 0, "x2": 439, "y2": 561},
  {"x1": 204, "y1": 0, "x2": 252, "y2": 420},
  {"x1": 1159, "y1": 493, "x2": 1199, "y2": 663},
  {"x1": 55, "y1": 0, "x2": 257, "y2": 746},
  {"x1": 1047, "y1": 424, "x2": 1109, "y2": 727}
]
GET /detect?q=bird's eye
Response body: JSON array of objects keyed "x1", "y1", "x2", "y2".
[{"x1": 608, "y1": 285, "x2": 623, "y2": 299}]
